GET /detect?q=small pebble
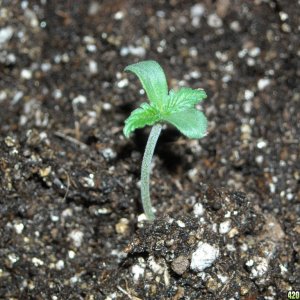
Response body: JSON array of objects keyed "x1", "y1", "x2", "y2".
[
  {"x1": 14, "y1": 223, "x2": 24, "y2": 234},
  {"x1": 188, "y1": 168, "x2": 198, "y2": 181},
  {"x1": 255, "y1": 155, "x2": 264, "y2": 164},
  {"x1": 244, "y1": 89, "x2": 254, "y2": 100},
  {"x1": 120, "y1": 46, "x2": 146, "y2": 57},
  {"x1": 249, "y1": 47, "x2": 261, "y2": 57},
  {"x1": 171, "y1": 256, "x2": 189, "y2": 275},
  {"x1": 206, "y1": 277, "x2": 219, "y2": 291},
  {"x1": 101, "y1": 148, "x2": 116, "y2": 161},
  {"x1": 156, "y1": 10, "x2": 165, "y2": 18},
  {"x1": 279, "y1": 11, "x2": 288, "y2": 21},
  {"x1": 97, "y1": 207, "x2": 112, "y2": 214},
  {"x1": 258, "y1": 78, "x2": 271, "y2": 90},
  {"x1": 21, "y1": 69, "x2": 32, "y2": 80},
  {"x1": 269, "y1": 182, "x2": 276, "y2": 193},
  {"x1": 8, "y1": 253, "x2": 19, "y2": 264},
  {"x1": 226, "y1": 244, "x2": 236, "y2": 251},
  {"x1": 137, "y1": 214, "x2": 148, "y2": 226},
  {"x1": 88, "y1": 60, "x2": 98, "y2": 74},
  {"x1": 55, "y1": 260, "x2": 65, "y2": 270},
  {"x1": 189, "y1": 47, "x2": 198, "y2": 57},
  {"x1": 81, "y1": 174, "x2": 95, "y2": 188},
  {"x1": 241, "y1": 124, "x2": 251, "y2": 134},
  {"x1": 32, "y1": 257, "x2": 44, "y2": 267},
  {"x1": 117, "y1": 78, "x2": 129, "y2": 88},
  {"x1": 68, "y1": 250, "x2": 76, "y2": 259},
  {"x1": 53, "y1": 89, "x2": 62, "y2": 99},
  {"x1": 247, "y1": 57, "x2": 255, "y2": 66},
  {"x1": 207, "y1": 13, "x2": 223, "y2": 28},
  {"x1": 41, "y1": 62, "x2": 51, "y2": 72},
  {"x1": 0, "y1": 26, "x2": 14, "y2": 44},
  {"x1": 115, "y1": 218, "x2": 130, "y2": 235},
  {"x1": 70, "y1": 275, "x2": 78, "y2": 284},
  {"x1": 228, "y1": 227, "x2": 239, "y2": 238},
  {"x1": 190, "y1": 4, "x2": 205, "y2": 18},
  {"x1": 190, "y1": 4, "x2": 205, "y2": 27},
  {"x1": 257, "y1": 139, "x2": 268, "y2": 149},
  {"x1": 281, "y1": 23, "x2": 291, "y2": 33},
  {"x1": 243, "y1": 101, "x2": 252, "y2": 114},
  {"x1": 230, "y1": 20, "x2": 241, "y2": 32},
  {"x1": 176, "y1": 220, "x2": 186, "y2": 228},
  {"x1": 88, "y1": 2, "x2": 100, "y2": 15},
  {"x1": 39, "y1": 166, "x2": 51, "y2": 177},
  {"x1": 84, "y1": 41, "x2": 96, "y2": 52},
  {"x1": 62, "y1": 208, "x2": 73, "y2": 218},
  {"x1": 114, "y1": 11, "x2": 124, "y2": 20},
  {"x1": 5, "y1": 136, "x2": 16, "y2": 147},
  {"x1": 68, "y1": 230, "x2": 84, "y2": 248},
  {"x1": 72, "y1": 95, "x2": 87, "y2": 105},
  {"x1": 50, "y1": 215, "x2": 59, "y2": 222},
  {"x1": 0, "y1": 91, "x2": 7, "y2": 102},
  {"x1": 217, "y1": 273, "x2": 228, "y2": 283},
  {"x1": 102, "y1": 102, "x2": 112, "y2": 111},
  {"x1": 189, "y1": 70, "x2": 201, "y2": 79}
]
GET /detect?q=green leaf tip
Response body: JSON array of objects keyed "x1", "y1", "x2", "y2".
[
  {"x1": 123, "y1": 60, "x2": 208, "y2": 139},
  {"x1": 124, "y1": 60, "x2": 168, "y2": 109}
]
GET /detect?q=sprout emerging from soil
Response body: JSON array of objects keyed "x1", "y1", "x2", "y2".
[{"x1": 123, "y1": 60, "x2": 207, "y2": 220}]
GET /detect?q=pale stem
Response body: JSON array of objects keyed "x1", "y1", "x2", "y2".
[{"x1": 140, "y1": 124, "x2": 162, "y2": 221}]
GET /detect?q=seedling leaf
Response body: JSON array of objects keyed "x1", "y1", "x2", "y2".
[
  {"x1": 166, "y1": 87, "x2": 207, "y2": 112},
  {"x1": 162, "y1": 109, "x2": 207, "y2": 139},
  {"x1": 125, "y1": 60, "x2": 168, "y2": 109},
  {"x1": 123, "y1": 103, "x2": 160, "y2": 138}
]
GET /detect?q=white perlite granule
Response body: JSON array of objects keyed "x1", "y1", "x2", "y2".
[
  {"x1": 193, "y1": 203, "x2": 204, "y2": 217},
  {"x1": 190, "y1": 242, "x2": 219, "y2": 272},
  {"x1": 131, "y1": 264, "x2": 145, "y2": 282}
]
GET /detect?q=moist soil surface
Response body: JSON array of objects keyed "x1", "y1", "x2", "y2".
[{"x1": 0, "y1": 1, "x2": 299, "y2": 299}]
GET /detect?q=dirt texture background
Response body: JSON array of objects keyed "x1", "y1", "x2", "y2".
[{"x1": 0, "y1": 0, "x2": 299, "y2": 299}]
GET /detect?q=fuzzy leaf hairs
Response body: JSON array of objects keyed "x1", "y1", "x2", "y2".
[{"x1": 123, "y1": 60, "x2": 207, "y2": 220}]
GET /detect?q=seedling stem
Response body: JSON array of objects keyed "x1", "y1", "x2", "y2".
[{"x1": 140, "y1": 123, "x2": 162, "y2": 220}]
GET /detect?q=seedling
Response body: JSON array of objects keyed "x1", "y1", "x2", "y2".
[{"x1": 123, "y1": 60, "x2": 207, "y2": 220}]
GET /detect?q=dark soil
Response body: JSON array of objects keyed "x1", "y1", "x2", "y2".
[{"x1": 0, "y1": 0, "x2": 299, "y2": 299}]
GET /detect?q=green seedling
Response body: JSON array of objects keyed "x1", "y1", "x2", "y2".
[{"x1": 123, "y1": 60, "x2": 207, "y2": 220}]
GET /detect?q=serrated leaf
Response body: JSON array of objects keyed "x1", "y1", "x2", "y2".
[
  {"x1": 162, "y1": 108, "x2": 207, "y2": 139},
  {"x1": 125, "y1": 61, "x2": 168, "y2": 109},
  {"x1": 166, "y1": 87, "x2": 207, "y2": 112},
  {"x1": 123, "y1": 103, "x2": 160, "y2": 138}
]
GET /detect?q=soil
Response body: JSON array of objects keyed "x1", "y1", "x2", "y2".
[{"x1": 0, "y1": 0, "x2": 299, "y2": 299}]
